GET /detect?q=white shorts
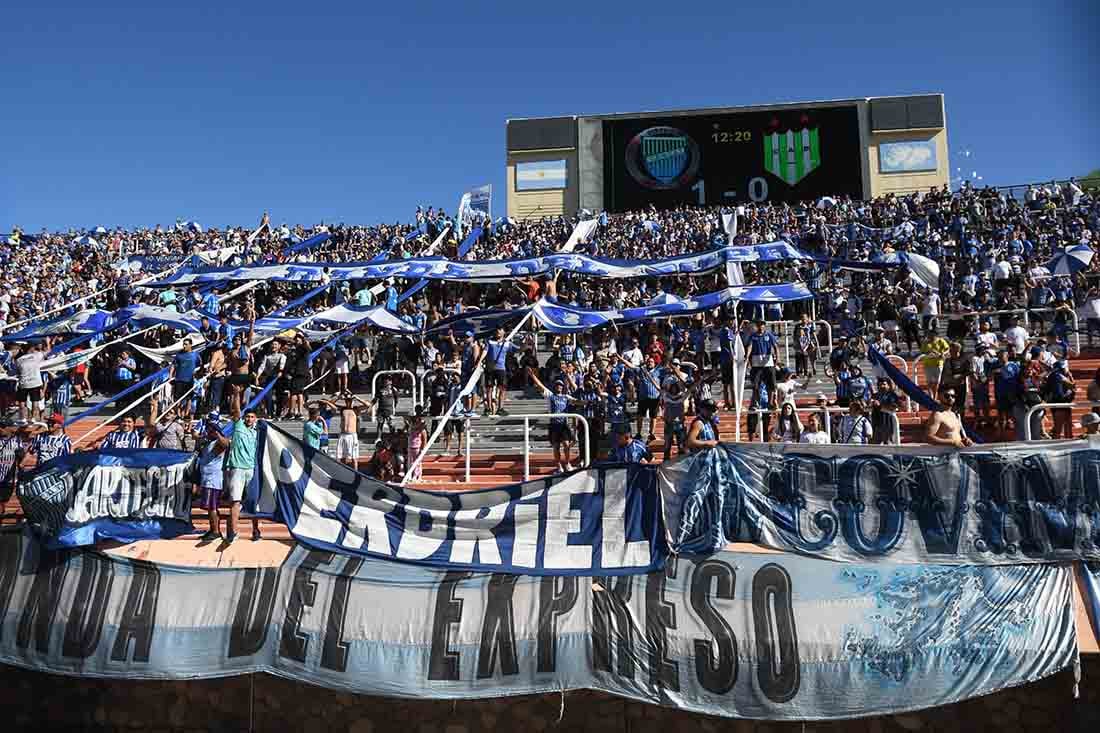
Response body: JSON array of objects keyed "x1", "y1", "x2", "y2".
[
  {"x1": 336, "y1": 433, "x2": 359, "y2": 460},
  {"x1": 226, "y1": 468, "x2": 254, "y2": 502},
  {"x1": 334, "y1": 361, "x2": 350, "y2": 375}
]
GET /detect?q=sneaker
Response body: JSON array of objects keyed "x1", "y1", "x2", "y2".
[
  {"x1": 199, "y1": 529, "x2": 221, "y2": 542},
  {"x1": 225, "y1": 531, "x2": 238, "y2": 544}
]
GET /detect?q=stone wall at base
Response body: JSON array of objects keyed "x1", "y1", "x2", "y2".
[{"x1": 0, "y1": 659, "x2": 1097, "y2": 732}]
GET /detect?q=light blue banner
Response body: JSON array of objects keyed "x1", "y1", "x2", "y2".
[
  {"x1": 660, "y1": 440, "x2": 1100, "y2": 563},
  {"x1": 0, "y1": 531, "x2": 1077, "y2": 720},
  {"x1": 16, "y1": 449, "x2": 195, "y2": 548}
]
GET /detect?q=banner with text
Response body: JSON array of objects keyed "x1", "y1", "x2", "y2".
[
  {"x1": 0, "y1": 532, "x2": 1076, "y2": 719},
  {"x1": 152, "y1": 242, "x2": 813, "y2": 286},
  {"x1": 660, "y1": 439, "x2": 1100, "y2": 563},
  {"x1": 16, "y1": 450, "x2": 195, "y2": 548},
  {"x1": 253, "y1": 423, "x2": 666, "y2": 576}
]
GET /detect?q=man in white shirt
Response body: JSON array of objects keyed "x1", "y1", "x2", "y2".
[
  {"x1": 921, "y1": 290, "x2": 940, "y2": 334},
  {"x1": 975, "y1": 320, "x2": 999, "y2": 351},
  {"x1": 1004, "y1": 316, "x2": 1029, "y2": 354},
  {"x1": 15, "y1": 343, "x2": 46, "y2": 423}
]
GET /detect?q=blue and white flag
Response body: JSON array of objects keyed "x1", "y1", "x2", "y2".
[
  {"x1": 16, "y1": 449, "x2": 195, "y2": 548},
  {"x1": 660, "y1": 440, "x2": 1100, "y2": 563},
  {"x1": 307, "y1": 303, "x2": 420, "y2": 334},
  {"x1": 0, "y1": 531, "x2": 1076, "y2": 720},
  {"x1": 1, "y1": 309, "x2": 113, "y2": 342},
  {"x1": 252, "y1": 424, "x2": 667, "y2": 576},
  {"x1": 152, "y1": 242, "x2": 813, "y2": 286}
]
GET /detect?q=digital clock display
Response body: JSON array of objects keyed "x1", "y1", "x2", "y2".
[{"x1": 602, "y1": 105, "x2": 863, "y2": 211}]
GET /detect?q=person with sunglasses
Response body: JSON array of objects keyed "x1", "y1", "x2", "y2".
[{"x1": 925, "y1": 388, "x2": 973, "y2": 448}]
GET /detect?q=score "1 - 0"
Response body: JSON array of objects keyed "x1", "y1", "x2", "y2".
[{"x1": 691, "y1": 177, "x2": 770, "y2": 204}]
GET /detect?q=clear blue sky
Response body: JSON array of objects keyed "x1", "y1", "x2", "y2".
[{"x1": 2, "y1": 0, "x2": 1097, "y2": 232}]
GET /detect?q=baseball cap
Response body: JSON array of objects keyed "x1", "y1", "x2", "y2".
[
  {"x1": 1082, "y1": 413, "x2": 1100, "y2": 427},
  {"x1": 671, "y1": 358, "x2": 681, "y2": 365},
  {"x1": 49, "y1": 413, "x2": 64, "y2": 424}
]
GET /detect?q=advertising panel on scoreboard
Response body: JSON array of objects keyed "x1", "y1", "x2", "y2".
[{"x1": 602, "y1": 105, "x2": 862, "y2": 211}]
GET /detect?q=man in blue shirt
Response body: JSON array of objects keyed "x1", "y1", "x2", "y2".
[
  {"x1": 170, "y1": 337, "x2": 202, "y2": 419},
  {"x1": 483, "y1": 327, "x2": 515, "y2": 417},
  {"x1": 202, "y1": 288, "x2": 221, "y2": 316},
  {"x1": 746, "y1": 319, "x2": 779, "y2": 410},
  {"x1": 606, "y1": 422, "x2": 651, "y2": 464},
  {"x1": 385, "y1": 278, "x2": 399, "y2": 312}
]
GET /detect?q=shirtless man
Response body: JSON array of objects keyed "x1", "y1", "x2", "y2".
[
  {"x1": 318, "y1": 392, "x2": 370, "y2": 468},
  {"x1": 925, "y1": 387, "x2": 973, "y2": 448}
]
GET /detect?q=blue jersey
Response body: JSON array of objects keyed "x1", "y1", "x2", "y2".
[
  {"x1": 486, "y1": 340, "x2": 514, "y2": 370},
  {"x1": 605, "y1": 393, "x2": 627, "y2": 425},
  {"x1": 545, "y1": 391, "x2": 570, "y2": 424},
  {"x1": 635, "y1": 367, "x2": 663, "y2": 400},
  {"x1": 609, "y1": 439, "x2": 650, "y2": 464}
]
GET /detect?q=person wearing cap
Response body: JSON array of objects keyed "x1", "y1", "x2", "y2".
[
  {"x1": 1042, "y1": 359, "x2": 1076, "y2": 439},
  {"x1": 827, "y1": 335, "x2": 851, "y2": 375},
  {"x1": 527, "y1": 369, "x2": 579, "y2": 472},
  {"x1": 1080, "y1": 412, "x2": 1100, "y2": 438},
  {"x1": 27, "y1": 413, "x2": 71, "y2": 467},
  {"x1": 686, "y1": 399, "x2": 721, "y2": 453},
  {"x1": 606, "y1": 422, "x2": 651, "y2": 464}
]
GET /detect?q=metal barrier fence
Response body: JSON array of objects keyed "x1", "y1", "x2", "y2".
[
  {"x1": 423, "y1": 412, "x2": 592, "y2": 483},
  {"x1": 1022, "y1": 400, "x2": 1100, "y2": 441},
  {"x1": 371, "y1": 369, "x2": 419, "y2": 409}
]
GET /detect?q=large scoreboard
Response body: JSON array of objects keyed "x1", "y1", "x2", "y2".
[
  {"x1": 505, "y1": 95, "x2": 947, "y2": 220},
  {"x1": 601, "y1": 105, "x2": 863, "y2": 211}
]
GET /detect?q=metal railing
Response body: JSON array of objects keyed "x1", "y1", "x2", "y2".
[
  {"x1": 419, "y1": 366, "x2": 461, "y2": 407},
  {"x1": 1022, "y1": 401, "x2": 1100, "y2": 441},
  {"x1": 424, "y1": 412, "x2": 591, "y2": 483},
  {"x1": 371, "y1": 369, "x2": 419, "y2": 408}
]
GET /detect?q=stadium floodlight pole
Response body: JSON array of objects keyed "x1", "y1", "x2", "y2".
[
  {"x1": 0, "y1": 261, "x2": 186, "y2": 334},
  {"x1": 401, "y1": 307, "x2": 535, "y2": 486}
]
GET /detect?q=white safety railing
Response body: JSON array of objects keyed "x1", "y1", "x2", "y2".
[
  {"x1": 880, "y1": 354, "x2": 914, "y2": 412},
  {"x1": 911, "y1": 352, "x2": 944, "y2": 403},
  {"x1": 421, "y1": 412, "x2": 591, "y2": 483},
  {"x1": 1022, "y1": 401, "x2": 1099, "y2": 441},
  {"x1": 420, "y1": 367, "x2": 462, "y2": 408},
  {"x1": 371, "y1": 369, "x2": 419, "y2": 408}
]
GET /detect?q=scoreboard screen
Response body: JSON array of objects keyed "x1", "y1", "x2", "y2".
[{"x1": 602, "y1": 105, "x2": 863, "y2": 211}]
